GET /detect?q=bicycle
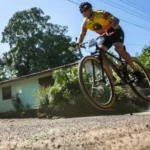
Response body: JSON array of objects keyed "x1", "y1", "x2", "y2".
[{"x1": 77, "y1": 35, "x2": 150, "y2": 110}]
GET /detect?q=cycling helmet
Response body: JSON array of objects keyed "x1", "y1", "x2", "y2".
[{"x1": 79, "y1": 2, "x2": 92, "y2": 11}]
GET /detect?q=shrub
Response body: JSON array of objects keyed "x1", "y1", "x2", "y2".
[
  {"x1": 49, "y1": 66, "x2": 97, "y2": 110},
  {"x1": 114, "y1": 86, "x2": 148, "y2": 113},
  {"x1": 12, "y1": 93, "x2": 24, "y2": 111},
  {"x1": 115, "y1": 99, "x2": 144, "y2": 114},
  {"x1": 34, "y1": 86, "x2": 52, "y2": 109},
  {"x1": 34, "y1": 66, "x2": 146, "y2": 118},
  {"x1": 34, "y1": 66, "x2": 94, "y2": 112}
]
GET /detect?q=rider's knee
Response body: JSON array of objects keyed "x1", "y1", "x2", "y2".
[
  {"x1": 114, "y1": 43, "x2": 123, "y2": 52},
  {"x1": 114, "y1": 45, "x2": 124, "y2": 53},
  {"x1": 98, "y1": 45, "x2": 108, "y2": 51}
]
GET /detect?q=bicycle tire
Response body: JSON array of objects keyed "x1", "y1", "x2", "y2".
[
  {"x1": 128, "y1": 57, "x2": 150, "y2": 101},
  {"x1": 78, "y1": 56, "x2": 115, "y2": 109}
]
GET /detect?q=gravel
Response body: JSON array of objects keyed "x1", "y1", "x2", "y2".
[{"x1": 0, "y1": 112, "x2": 150, "y2": 150}]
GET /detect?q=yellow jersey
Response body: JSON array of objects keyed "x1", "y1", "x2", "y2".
[{"x1": 80, "y1": 10, "x2": 115, "y2": 36}]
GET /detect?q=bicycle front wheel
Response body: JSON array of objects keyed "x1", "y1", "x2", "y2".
[{"x1": 78, "y1": 56, "x2": 115, "y2": 109}]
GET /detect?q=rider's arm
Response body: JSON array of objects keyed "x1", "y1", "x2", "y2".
[
  {"x1": 103, "y1": 11, "x2": 120, "y2": 29},
  {"x1": 78, "y1": 28, "x2": 87, "y2": 44},
  {"x1": 77, "y1": 20, "x2": 87, "y2": 44}
]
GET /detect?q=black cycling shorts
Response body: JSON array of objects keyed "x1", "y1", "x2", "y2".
[{"x1": 99, "y1": 27, "x2": 125, "y2": 49}]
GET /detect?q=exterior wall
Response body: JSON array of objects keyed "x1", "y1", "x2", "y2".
[{"x1": 0, "y1": 72, "x2": 52, "y2": 113}]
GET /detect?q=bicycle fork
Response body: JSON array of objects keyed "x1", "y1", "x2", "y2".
[
  {"x1": 99, "y1": 50, "x2": 106, "y2": 83},
  {"x1": 91, "y1": 57, "x2": 105, "y2": 89},
  {"x1": 91, "y1": 60, "x2": 96, "y2": 86}
]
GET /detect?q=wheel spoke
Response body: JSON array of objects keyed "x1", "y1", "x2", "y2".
[
  {"x1": 78, "y1": 56, "x2": 115, "y2": 109},
  {"x1": 127, "y1": 58, "x2": 150, "y2": 101}
]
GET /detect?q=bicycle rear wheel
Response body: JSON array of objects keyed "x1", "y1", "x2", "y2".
[
  {"x1": 127, "y1": 57, "x2": 150, "y2": 101},
  {"x1": 78, "y1": 56, "x2": 115, "y2": 109}
]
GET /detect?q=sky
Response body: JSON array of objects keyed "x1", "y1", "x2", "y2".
[{"x1": 0, "y1": 0, "x2": 150, "y2": 57}]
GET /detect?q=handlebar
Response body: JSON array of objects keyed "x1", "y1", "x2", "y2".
[
  {"x1": 75, "y1": 34, "x2": 105, "y2": 59},
  {"x1": 79, "y1": 34, "x2": 105, "y2": 47}
]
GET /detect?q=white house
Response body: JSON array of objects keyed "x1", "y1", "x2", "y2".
[{"x1": 0, "y1": 62, "x2": 78, "y2": 113}]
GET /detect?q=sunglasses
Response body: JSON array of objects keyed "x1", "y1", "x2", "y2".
[{"x1": 80, "y1": 8, "x2": 89, "y2": 13}]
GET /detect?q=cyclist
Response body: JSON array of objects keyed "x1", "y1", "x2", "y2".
[{"x1": 76, "y1": 2, "x2": 142, "y2": 81}]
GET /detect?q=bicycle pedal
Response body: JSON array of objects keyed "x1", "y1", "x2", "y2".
[
  {"x1": 126, "y1": 78, "x2": 135, "y2": 84},
  {"x1": 130, "y1": 78, "x2": 135, "y2": 82}
]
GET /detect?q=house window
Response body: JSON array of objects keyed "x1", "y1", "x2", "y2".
[
  {"x1": 2, "y1": 86, "x2": 12, "y2": 100},
  {"x1": 38, "y1": 75, "x2": 54, "y2": 87}
]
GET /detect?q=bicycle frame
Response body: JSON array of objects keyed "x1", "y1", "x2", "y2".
[
  {"x1": 91, "y1": 44, "x2": 130, "y2": 84},
  {"x1": 78, "y1": 35, "x2": 133, "y2": 84}
]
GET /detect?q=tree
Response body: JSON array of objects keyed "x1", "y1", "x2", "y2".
[
  {"x1": 1, "y1": 7, "x2": 78, "y2": 77},
  {"x1": 0, "y1": 57, "x2": 9, "y2": 81},
  {"x1": 136, "y1": 46, "x2": 150, "y2": 69}
]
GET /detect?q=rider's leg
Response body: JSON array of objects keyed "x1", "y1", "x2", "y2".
[
  {"x1": 113, "y1": 42, "x2": 137, "y2": 71},
  {"x1": 113, "y1": 42, "x2": 144, "y2": 83},
  {"x1": 113, "y1": 42, "x2": 142, "y2": 81}
]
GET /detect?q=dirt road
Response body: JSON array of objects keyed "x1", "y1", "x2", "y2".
[{"x1": 0, "y1": 113, "x2": 150, "y2": 150}]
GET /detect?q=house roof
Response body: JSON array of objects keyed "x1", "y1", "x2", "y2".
[{"x1": 0, "y1": 62, "x2": 78, "y2": 85}]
